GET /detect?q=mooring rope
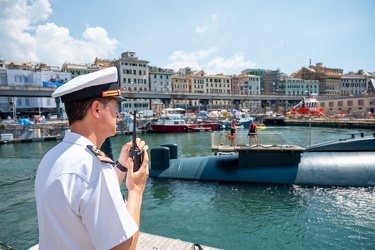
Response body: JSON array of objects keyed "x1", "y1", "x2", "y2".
[{"x1": 0, "y1": 242, "x2": 15, "y2": 250}]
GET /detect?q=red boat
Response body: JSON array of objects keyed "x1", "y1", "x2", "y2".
[
  {"x1": 151, "y1": 117, "x2": 220, "y2": 133},
  {"x1": 151, "y1": 118, "x2": 189, "y2": 133},
  {"x1": 288, "y1": 94, "x2": 326, "y2": 116},
  {"x1": 188, "y1": 125, "x2": 212, "y2": 132},
  {"x1": 191, "y1": 121, "x2": 220, "y2": 131}
]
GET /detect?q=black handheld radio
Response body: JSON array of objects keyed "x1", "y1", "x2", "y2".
[{"x1": 129, "y1": 111, "x2": 144, "y2": 172}]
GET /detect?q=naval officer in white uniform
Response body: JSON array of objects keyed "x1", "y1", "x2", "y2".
[{"x1": 35, "y1": 67, "x2": 149, "y2": 250}]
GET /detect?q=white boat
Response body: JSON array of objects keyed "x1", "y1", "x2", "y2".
[
  {"x1": 235, "y1": 112, "x2": 254, "y2": 128},
  {"x1": 160, "y1": 108, "x2": 185, "y2": 119},
  {"x1": 151, "y1": 117, "x2": 189, "y2": 133}
]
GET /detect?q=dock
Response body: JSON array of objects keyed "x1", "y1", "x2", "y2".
[
  {"x1": 137, "y1": 232, "x2": 219, "y2": 250},
  {"x1": 284, "y1": 117, "x2": 375, "y2": 128},
  {"x1": 211, "y1": 131, "x2": 305, "y2": 153},
  {"x1": 28, "y1": 232, "x2": 220, "y2": 250},
  {"x1": 210, "y1": 131, "x2": 305, "y2": 167},
  {"x1": 212, "y1": 143, "x2": 305, "y2": 154}
]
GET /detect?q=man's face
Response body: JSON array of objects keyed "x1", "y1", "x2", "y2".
[{"x1": 100, "y1": 98, "x2": 119, "y2": 136}]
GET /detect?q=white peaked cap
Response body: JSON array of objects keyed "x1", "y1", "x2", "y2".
[{"x1": 52, "y1": 67, "x2": 125, "y2": 103}]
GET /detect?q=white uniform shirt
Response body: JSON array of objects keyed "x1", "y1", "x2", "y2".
[{"x1": 35, "y1": 132, "x2": 138, "y2": 250}]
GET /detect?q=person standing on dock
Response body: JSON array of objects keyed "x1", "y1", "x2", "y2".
[
  {"x1": 248, "y1": 121, "x2": 258, "y2": 145},
  {"x1": 230, "y1": 120, "x2": 237, "y2": 146},
  {"x1": 35, "y1": 67, "x2": 149, "y2": 250}
]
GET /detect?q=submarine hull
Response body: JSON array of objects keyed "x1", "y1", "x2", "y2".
[
  {"x1": 149, "y1": 136, "x2": 375, "y2": 187},
  {"x1": 149, "y1": 151, "x2": 375, "y2": 187}
]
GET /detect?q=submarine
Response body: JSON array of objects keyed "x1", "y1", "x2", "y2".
[{"x1": 149, "y1": 131, "x2": 375, "y2": 187}]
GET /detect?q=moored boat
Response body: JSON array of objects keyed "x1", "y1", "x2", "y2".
[
  {"x1": 255, "y1": 123, "x2": 266, "y2": 130},
  {"x1": 150, "y1": 117, "x2": 189, "y2": 133},
  {"x1": 188, "y1": 125, "x2": 212, "y2": 132},
  {"x1": 235, "y1": 112, "x2": 254, "y2": 128},
  {"x1": 287, "y1": 94, "x2": 325, "y2": 117},
  {"x1": 193, "y1": 121, "x2": 220, "y2": 131}
]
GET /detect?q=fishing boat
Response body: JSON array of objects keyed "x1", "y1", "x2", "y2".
[{"x1": 235, "y1": 112, "x2": 254, "y2": 128}]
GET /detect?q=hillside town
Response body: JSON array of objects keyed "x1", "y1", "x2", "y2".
[{"x1": 0, "y1": 51, "x2": 375, "y2": 120}]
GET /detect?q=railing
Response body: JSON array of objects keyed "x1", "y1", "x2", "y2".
[
  {"x1": 211, "y1": 131, "x2": 285, "y2": 147},
  {"x1": 0, "y1": 85, "x2": 303, "y2": 101}
]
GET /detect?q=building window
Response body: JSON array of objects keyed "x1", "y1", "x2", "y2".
[
  {"x1": 348, "y1": 100, "x2": 353, "y2": 106},
  {"x1": 358, "y1": 99, "x2": 364, "y2": 106}
]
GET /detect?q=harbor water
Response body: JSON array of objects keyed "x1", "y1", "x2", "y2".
[{"x1": 0, "y1": 126, "x2": 375, "y2": 249}]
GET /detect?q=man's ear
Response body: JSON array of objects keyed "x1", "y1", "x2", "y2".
[{"x1": 91, "y1": 100, "x2": 101, "y2": 118}]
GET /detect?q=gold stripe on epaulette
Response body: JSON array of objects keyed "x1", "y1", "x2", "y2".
[{"x1": 87, "y1": 145, "x2": 114, "y2": 164}]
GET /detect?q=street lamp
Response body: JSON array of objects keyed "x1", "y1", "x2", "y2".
[
  {"x1": 12, "y1": 97, "x2": 16, "y2": 121},
  {"x1": 38, "y1": 98, "x2": 41, "y2": 116}
]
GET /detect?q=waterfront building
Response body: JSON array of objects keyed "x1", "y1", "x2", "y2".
[
  {"x1": 0, "y1": 57, "x2": 8, "y2": 116},
  {"x1": 241, "y1": 68, "x2": 265, "y2": 93},
  {"x1": 170, "y1": 67, "x2": 191, "y2": 109},
  {"x1": 189, "y1": 70, "x2": 206, "y2": 94},
  {"x1": 284, "y1": 78, "x2": 319, "y2": 96},
  {"x1": 4, "y1": 60, "x2": 34, "y2": 71},
  {"x1": 293, "y1": 63, "x2": 343, "y2": 96},
  {"x1": 61, "y1": 63, "x2": 99, "y2": 78},
  {"x1": 237, "y1": 74, "x2": 261, "y2": 111},
  {"x1": 149, "y1": 67, "x2": 174, "y2": 92},
  {"x1": 205, "y1": 73, "x2": 232, "y2": 110},
  {"x1": 185, "y1": 70, "x2": 207, "y2": 112},
  {"x1": 172, "y1": 67, "x2": 191, "y2": 92},
  {"x1": 0, "y1": 66, "x2": 71, "y2": 118},
  {"x1": 320, "y1": 95, "x2": 375, "y2": 116},
  {"x1": 340, "y1": 72, "x2": 367, "y2": 95},
  {"x1": 231, "y1": 75, "x2": 241, "y2": 95},
  {"x1": 115, "y1": 51, "x2": 150, "y2": 113},
  {"x1": 0, "y1": 59, "x2": 71, "y2": 118},
  {"x1": 238, "y1": 74, "x2": 261, "y2": 95},
  {"x1": 263, "y1": 69, "x2": 286, "y2": 95},
  {"x1": 149, "y1": 67, "x2": 174, "y2": 113},
  {"x1": 94, "y1": 57, "x2": 116, "y2": 70}
]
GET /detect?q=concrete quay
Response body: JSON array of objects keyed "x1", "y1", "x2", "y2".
[
  {"x1": 0, "y1": 119, "x2": 146, "y2": 144},
  {"x1": 284, "y1": 117, "x2": 375, "y2": 129}
]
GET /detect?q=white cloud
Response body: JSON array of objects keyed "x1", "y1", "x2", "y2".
[
  {"x1": 0, "y1": 0, "x2": 118, "y2": 67},
  {"x1": 195, "y1": 14, "x2": 217, "y2": 34},
  {"x1": 204, "y1": 52, "x2": 257, "y2": 75},
  {"x1": 164, "y1": 49, "x2": 256, "y2": 75},
  {"x1": 195, "y1": 25, "x2": 209, "y2": 34},
  {"x1": 164, "y1": 48, "x2": 218, "y2": 70}
]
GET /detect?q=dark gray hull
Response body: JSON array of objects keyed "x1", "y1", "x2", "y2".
[{"x1": 149, "y1": 135, "x2": 375, "y2": 187}]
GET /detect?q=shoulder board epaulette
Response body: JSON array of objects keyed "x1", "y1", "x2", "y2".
[{"x1": 87, "y1": 145, "x2": 114, "y2": 164}]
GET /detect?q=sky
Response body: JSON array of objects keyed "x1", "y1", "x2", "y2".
[{"x1": 0, "y1": 0, "x2": 374, "y2": 76}]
